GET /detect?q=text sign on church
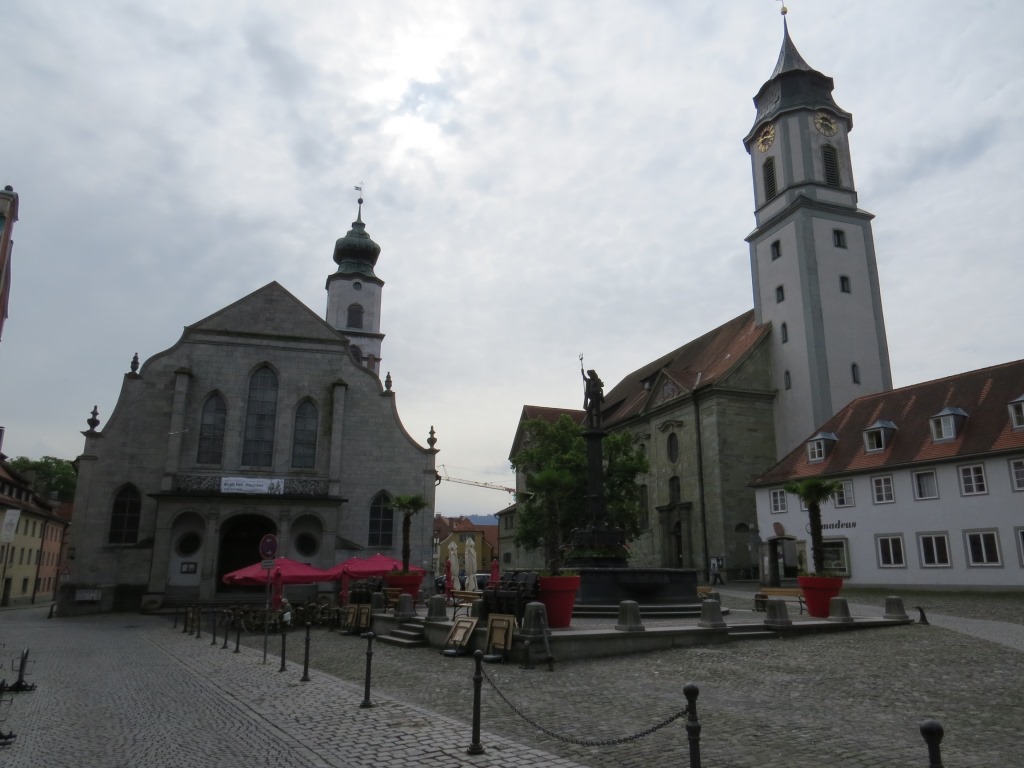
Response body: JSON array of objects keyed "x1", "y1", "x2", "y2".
[{"x1": 220, "y1": 477, "x2": 284, "y2": 495}]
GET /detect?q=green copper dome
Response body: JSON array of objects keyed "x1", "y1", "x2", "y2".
[{"x1": 332, "y1": 199, "x2": 381, "y2": 274}]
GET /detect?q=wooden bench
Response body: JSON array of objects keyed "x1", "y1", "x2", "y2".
[{"x1": 753, "y1": 587, "x2": 806, "y2": 614}]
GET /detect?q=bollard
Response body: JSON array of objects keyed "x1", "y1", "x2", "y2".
[
  {"x1": 279, "y1": 627, "x2": 287, "y2": 673},
  {"x1": 360, "y1": 631, "x2": 375, "y2": 708},
  {"x1": 211, "y1": 610, "x2": 218, "y2": 645},
  {"x1": 466, "y1": 650, "x2": 486, "y2": 755},
  {"x1": 920, "y1": 719, "x2": 944, "y2": 768},
  {"x1": 301, "y1": 623, "x2": 311, "y2": 682},
  {"x1": 234, "y1": 618, "x2": 242, "y2": 654},
  {"x1": 684, "y1": 683, "x2": 702, "y2": 768}
]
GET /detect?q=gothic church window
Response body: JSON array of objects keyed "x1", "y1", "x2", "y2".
[
  {"x1": 347, "y1": 303, "x2": 364, "y2": 329},
  {"x1": 292, "y1": 400, "x2": 318, "y2": 469},
  {"x1": 197, "y1": 394, "x2": 226, "y2": 464},
  {"x1": 242, "y1": 366, "x2": 278, "y2": 466},
  {"x1": 368, "y1": 492, "x2": 394, "y2": 547},
  {"x1": 109, "y1": 485, "x2": 141, "y2": 544},
  {"x1": 763, "y1": 157, "x2": 777, "y2": 199},
  {"x1": 822, "y1": 145, "x2": 840, "y2": 187}
]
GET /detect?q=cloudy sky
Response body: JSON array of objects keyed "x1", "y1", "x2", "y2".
[{"x1": 1, "y1": 1, "x2": 1021, "y2": 518}]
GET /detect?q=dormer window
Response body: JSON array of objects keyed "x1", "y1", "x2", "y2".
[
  {"x1": 1010, "y1": 395, "x2": 1024, "y2": 429},
  {"x1": 930, "y1": 407, "x2": 968, "y2": 442},
  {"x1": 806, "y1": 431, "x2": 838, "y2": 463},
  {"x1": 863, "y1": 419, "x2": 897, "y2": 452}
]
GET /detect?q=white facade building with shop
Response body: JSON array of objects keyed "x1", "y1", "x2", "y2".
[{"x1": 752, "y1": 360, "x2": 1024, "y2": 589}]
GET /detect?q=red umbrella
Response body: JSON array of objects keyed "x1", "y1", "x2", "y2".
[
  {"x1": 271, "y1": 568, "x2": 284, "y2": 610},
  {"x1": 221, "y1": 557, "x2": 330, "y2": 585},
  {"x1": 321, "y1": 552, "x2": 425, "y2": 581}
]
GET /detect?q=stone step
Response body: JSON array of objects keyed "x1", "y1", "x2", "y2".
[
  {"x1": 378, "y1": 633, "x2": 426, "y2": 648},
  {"x1": 728, "y1": 627, "x2": 778, "y2": 640},
  {"x1": 572, "y1": 604, "x2": 704, "y2": 619}
]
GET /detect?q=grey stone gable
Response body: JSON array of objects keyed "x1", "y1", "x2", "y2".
[{"x1": 185, "y1": 281, "x2": 347, "y2": 344}]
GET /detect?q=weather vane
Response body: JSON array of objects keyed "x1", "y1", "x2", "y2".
[
  {"x1": 776, "y1": 0, "x2": 788, "y2": 16},
  {"x1": 354, "y1": 181, "x2": 364, "y2": 202}
]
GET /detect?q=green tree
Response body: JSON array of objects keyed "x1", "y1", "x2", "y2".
[
  {"x1": 392, "y1": 493, "x2": 429, "y2": 572},
  {"x1": 510, "y1": 415, "x2": 649, "y2": 573},
  {"x1": 8, "y1": 455, "x2": 77, "y2": 502},
  {"x1": 783, "y1": 477, "x2": 844, "y2": 574}
]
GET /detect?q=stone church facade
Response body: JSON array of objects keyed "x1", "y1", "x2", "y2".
[
  {"x1": 510, "y1": 22, "x2": 892, "y2": 581},
  {"x1": 62, "y1": 205, "x2": 437, "y2": 613}
]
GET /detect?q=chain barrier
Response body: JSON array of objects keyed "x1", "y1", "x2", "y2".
[{"x1": 479, "y1": 664, "x2": 688, "y2": 747}]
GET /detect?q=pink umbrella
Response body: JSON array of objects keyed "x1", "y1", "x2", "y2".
[
  {"x1": 271, "y1": 568, "x2": 283, "y2": 610},
  {"x1": 221, "y1": 557, "x2": 329, "y2": 585}
]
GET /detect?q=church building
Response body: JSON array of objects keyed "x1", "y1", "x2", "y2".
[
  {"x1": 61, "y1": 202, "x2": 438, "y2": 613},
  {"x1": 508, "y1": 21, "x2": 892, "y2": 580}
]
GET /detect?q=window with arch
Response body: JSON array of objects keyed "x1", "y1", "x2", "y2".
[
  {"x1": 780, "y1": 322, "x2": 788, "y2": 343},
  {"x1": 784, "y1": 370, "x2": 792, "y2": 390},
  {"x1": 851, "y1": 363, "x2": 861, "y2": 384},
  {"x1": 763, "y1": 157, "x2": 777, "y2": 199},
  {"x1": 668, "y1": 476, "x2": 681, "y2": 505},
  {"x1": 109, "y1": 485, "x2": 142, "y2": 544},
  {"x1": 666, "y1": 432, "x2": 679, "y2": 463},
  {"x1": 822, "y1": 145, "x2": 840, "y2": 187},
  {"x1": 368, "y1": 492, "x2": 394, "y2": 547},
  {"x1": 242, "y1": 366, "x2": 278, "y2": 466},
  {"x1": 292, "y1": 400, "x2": 318, "y2": 469},
  {"x1": 840, "y1": 275, "x2": 852, "y2": 293},
  {"x1": 347, "y1": 303, "x2": 364, "y2": 329},
  {"x1": 197, "y1": 394, "x2": 226, "y2": 464},
  {"x1": 775, "y1": 285, "x2": 785, "y2": 303}
]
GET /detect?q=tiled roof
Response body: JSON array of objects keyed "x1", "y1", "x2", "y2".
[
  {"x1": 753, "y1": 359, "x2": 1024, "y2": 485},
  {"x1": 602, "y1": 310, "x2": 768, "y2": 426},
  {"x1": 509, "y1": 405, "x2": 585, "y2": 460}
]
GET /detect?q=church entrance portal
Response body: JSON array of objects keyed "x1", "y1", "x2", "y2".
[{"x1": 217, "y1": 514, "x2": 276, "y2": 592}]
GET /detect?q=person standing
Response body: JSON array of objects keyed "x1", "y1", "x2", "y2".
[{"x1": 710, "y1": 557, "x2": 725, "y2": 585}]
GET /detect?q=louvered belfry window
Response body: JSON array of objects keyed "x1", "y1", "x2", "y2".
[
  {"x1": 823, "y1": 145, "x2": 840, "y2": 187},
  {"x1": 763, "y1": 157, "x2": 777, "y2": 199}
]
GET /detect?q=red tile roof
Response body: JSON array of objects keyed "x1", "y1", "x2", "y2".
[{"x1": 753, "y1": 359, "x2": 1024, "y2": 485}]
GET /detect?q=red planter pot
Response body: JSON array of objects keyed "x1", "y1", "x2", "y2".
[
  {"x1": 797, "y1": 575, "x2": 844, "y2": 618},
  {"x1": 537, "y1": 575, "x2": 581, "y2": 628},
  {"x1": 383, "y1": 572, "x2": 425, "y2": 603}
]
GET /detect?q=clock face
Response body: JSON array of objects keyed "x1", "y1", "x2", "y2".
[
  {"x1": 756, "y1": 123, "x2": 775, "y2": 152},
  {"x1": 814, "y1": 111, "x2": 838, "y2": 137}
]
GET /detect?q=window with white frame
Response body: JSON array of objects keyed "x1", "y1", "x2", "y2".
[
  {"x1": 930, "y1": 415, "x2": 955, "y2": 441},
  {"x1": 912, "y1": 470, "x2": 938, "y2": 500},
  {"x1": 965, "y1": 530, "x2": 1001, "y2": 566},
  {"x1": 876, "y1": 535, "x2": 905, "y2": 567},
  {"x1": 770, "y1": 489, "x2": 787, "y2": 514},
  {"x1": 918, "y1": 533, "x2": 951, "y2": 567},
  {"x1": 1010, "y1": 459, "x2": 1024, "y2": 492},
  {"x1": 833, "y1": 480, "x2": 855, "y2": 508},
  {"x1": 872, "y1": 475, "x2": 894, "y2": 504},
  {"x1": 1010, "y1": 401, "x2": 1024, "y2": 429},
  {"x1": 959, "y1": 464, "x2": 987, "y2": 496},
  {"x1": 864, "y1": 429, "x2": 885, "y2": 452},
  {"x1": 807, "y1": 440, "x2": 825, "y2": 462}
]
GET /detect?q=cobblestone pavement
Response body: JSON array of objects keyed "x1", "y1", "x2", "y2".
[{"x1": 2, "y1": 586, "x2": 1021, "y2": 767}]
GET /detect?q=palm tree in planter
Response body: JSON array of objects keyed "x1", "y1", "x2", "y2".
[
  {"x1": 387, "y1": 493, "x2": 429, "y2": 599},
  {"x1": 783, "y1": 477, "x2": 845, "y2": 617}
]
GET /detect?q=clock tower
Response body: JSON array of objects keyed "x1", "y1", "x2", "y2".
[
  {"x1": 326, "y1": 198, "x2": 385, "y2": 372},
  {"x1": 744, "y1": 19, "x2": 892, "y2": 458}
]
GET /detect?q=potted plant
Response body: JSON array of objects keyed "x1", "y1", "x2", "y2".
[
  {"x1": 783, "y1": 477, "x2": 845, "y2": 617},
  {"x1": 384, "y1": 493, "x2": 428, "y2": 600}
]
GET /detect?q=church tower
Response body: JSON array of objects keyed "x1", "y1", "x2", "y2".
[
  {"x1": 326, "y1": 198, "x2": 385, "y2": 372},
  {"x1": 744, "y1": 19, "x2": 892, "y2": 458}
]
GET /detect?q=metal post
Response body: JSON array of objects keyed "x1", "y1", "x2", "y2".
[
  {"x1": 920, "y1": 719, "x2": 944, "y2": 768},
  {"x1": 234, "y1": 618, "x2": 241, "y2": 654},
  {"x1": 684, "y1": 683, "x2": 702, "y2": 768},
  {"x1": 183, "y1": 605, "x2": 190, "y2": 634},
  {"x1": 262, "y1": 609, "x2": 269, "y2": 665},
  {"x1": 211, "y1": 610, "x2": 218, "y2": 645},
  {"x1": 173, "y1": 608, "x2": 178, "y2": 629},
  {"x1": 195, "y1": 608, "x2": 202, "y2": 640},
  {"x1": 360, "y1": 631, "x2": 375, "y2": 708},
  {"x1": 466, "y1": 650, "x2": 486, "y2": 755},
  {"x1": 301, "y1": 622, "x2": 311, "y2": 682},
  {"x1": 221, "y1": 613, "x2": 230, "y2": 649},
  {"x1": 279, "y1": 627, "x2": 287, "y2": 673}
]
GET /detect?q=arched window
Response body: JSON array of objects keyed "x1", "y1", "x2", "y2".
[
  {"x1": 109, "y1": 485, "x2": 141, "y2": 544},
  {"x1": 347, "y1": 303, "x2": 364, "y2": 329},
  {"x1": 292, "y1": 400, "x2": 318, "y2": 469},
  {"x1": 196, "y1": 394, "x2": 226, "y2": 464},
  {"x1": 784, "y1": 370, "x2": 792, "y2": 390},
  {"x1": 780, "y1": 322, "x2": 788, "y2": 343},
  {"x1": 668, "y1": 476, "x2": 681, "y2": 505},
  {"x1": 851, "y1": 363, "x2": 861, "y2": 384},
  {"x1": 368, "y1": 492, "x2": 394, "y2": 547},
  {"x1": 822, "y1": 145, "x2": 840, "y2": 187},
  {"x1": 776, "y1": 285, "x2": 785, "y2": 303},
  {"x1": 242, "y1": 367, "x2": 278, "y2": 466},
  {"x1": 763, "y1": 157, "x2": 778, "y2": 199},
  {"x1": 667, "y1": 432, "x2": 679, "y2": 463}
]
